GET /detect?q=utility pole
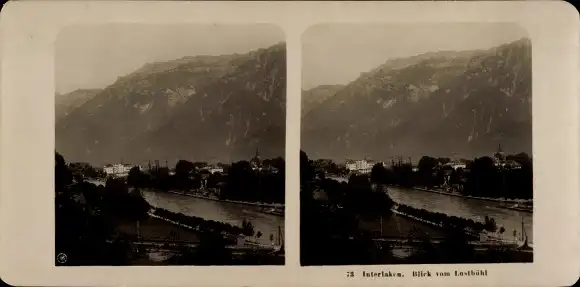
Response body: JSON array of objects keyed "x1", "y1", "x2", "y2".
[
  {"x1": 136, "y1": 220, "x2": 140, "y2": 241},
  {"x1": 380, "y1": 215, "x2": 383, "y2": 237}
]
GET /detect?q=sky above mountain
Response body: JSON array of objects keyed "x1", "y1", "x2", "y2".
[
  {"x1": 56, "y1": 24, "x2": 284, "y2": 94},
  {"x1": 302, "y1": 23, "x2": 528, "y2": 90}
]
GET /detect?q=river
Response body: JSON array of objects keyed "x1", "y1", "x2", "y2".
[
  {"x1": 387, "y1": 186, "x2": 533, "y2": 244},
  {"x1": 87, "y1": 178, "x2": 532, "y2": 244},
  {"x1": 86, "y1": 179, "x2": 284, "y2": 246},
  {"x1": 140, "y1": 190, "x2": 284, "y2": 245},
  {"x1": 326, "y1": 177, "x2": 532, "y2": 244}
]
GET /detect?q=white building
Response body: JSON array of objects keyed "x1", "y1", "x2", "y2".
[
  {"x1": 208, "y1": 167, "x2": 224, "y2": 174},
  {"x1": 452, "y1": 163, "x2": 467, "y2": 170},
  {"x1": 236, "y1": 234, "x2": 246, "y2": 246},
  {"x1": 346, "y1": 159, "x2": 381, "y2": 174},
  {"x1": 443, "y1": 162, "x2": 467, "y2": 171},
  {"x1": 103, "y1": 163, "x2": 139, "y2": 177}
]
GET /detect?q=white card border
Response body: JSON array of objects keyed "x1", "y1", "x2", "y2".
[{"x1": 0, "y1": 1, "x2": 578, "y2": 286}]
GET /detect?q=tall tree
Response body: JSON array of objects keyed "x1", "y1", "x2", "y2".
[
  {"x1": 300, "y1": 150, "x2": 316, "y2": 189},
  {"x1": 418, "y1": 156, "x2": 438, "y2": 187},
  {"x1": 127, "y1": 166, "x2": 149, "y2": 188},
  {"x1": 223, "y1": 161, "x2": 257, "y2": 201},
  {"x1": 175, "y1": 160, "x2": 195, "y2": 176},
  {"x1": 150, "y1": 167, "x2": 172, "y2": 191},
  {"x1": 55, "y1": 151, "x2": 72, "y2": 191},
  {"x1": 466, "y1": 156, "x2": 500, "y2": 197},
  {"x1": 370, "y1": 162, "x2": 387, "y2": 184},
  {"x1": 172, "y1": 160, "x2": 195, "y2": 190}
]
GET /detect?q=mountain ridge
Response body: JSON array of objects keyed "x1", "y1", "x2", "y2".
[
  {"x1": 301, "y1": 84, "x2": 345, "y2": 114},
  {"x1": 56, "y1": 43, "x2": 286, "y2": 166},
  {"x1": 301, "y1": 38, "x2": 532, "y2": 162},
  {"x1": 55, "y1": 89, "x2": 102, "y2": 121}
]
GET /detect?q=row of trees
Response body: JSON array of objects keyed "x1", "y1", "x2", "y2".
[
  {"x1": 151, "y1": 208, "x2": 254, "y2": 238},
  {"x1": 367, "y1": 153, "x2": 533, "y2": 199},
  {"x1": 400, "y1": 225, "x2": 532, "y2": 264},
  {"x1": 169, "y1": 234, "x2": 284, "y2": 266},
  {"x1": 219, "y1": 160, "x2": 285, "y2": 204},
  {"x1": 394, "y1": 204, "x2": 497, "y2": 234},
  {"x1": 127, "y1": 158, "x2": 285, "y2": 204},
  {"x1": 55, "y1": 152, "x2": 152, "y2": 265},
  {"x1": 300, "y1": 150, "x2": 530, "y2": 265},
  {"x1": 56, "y1": 152, "x2": 283, "y2": 265},
  {"x1": 311, "y1": 159, "x2": 348, "y2": 176},
  {"x1": 151, "y1": 209, "x2": 276, "y2": 247},
  {"x1": 461, "y1": 155, "x2": 532, "y2": 199},
  {"x1": 300, "y1": 151, "x2": 397, "y2": 265}
]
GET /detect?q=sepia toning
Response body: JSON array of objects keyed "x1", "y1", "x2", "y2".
[
  {"x1": 300, "y1": 23, "x2": 533, "y2": 266},
  {"x1": 55, "y1": 24, "x2": 286, "y2": 266}
]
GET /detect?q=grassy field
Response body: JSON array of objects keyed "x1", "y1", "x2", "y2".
[
  {"x1": 389, "y1": 248, "x2": 533, "y2": 264},
  {"x1": 358, "y1": 214, "x2": 533, "y2": 264},
  {"x1": 358, "y1": 213, "x2": 446, "y2": 239},
  {"x1": 114, "y1": 216, "x2": 201, "y2": 243}
]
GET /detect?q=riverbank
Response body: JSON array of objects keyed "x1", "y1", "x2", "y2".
[
  {"x1": 501, "y1": 205, "x2": 534, "y2": 213},
  {"x1": 116, "y1": 215, "x2": 284, "y2": 265},
  {"x1": 114, "y1": 216, "x2": 201, "y2": 243},
  {"x1": 148, "y1": 209, "x2": 282, "y2": 249},
  {"x1": 388, "y1": 204, "x2": 533, "y2": 249},
  {"x1": 358, "y1": 213, "x2": 446, "y2": 239},
  {"x1": 390, "y1": 185, "x2": 533, "y2": 205},
  {"x1": 389, "y1": 247, "x2": 533, "y2": 264},
  {"x1": 164, "y1": 190, "x2": 285, "y2": 210},
  {"x1": 86, "y1": 179, "x2": 285, "y2": 209},
  {"x1": 148, "y1": 212, "x2": 201, "y2": 233},
  {"x1": 149, "y1": 208, "x2": 246, "y2": 238},
  {"x1": 390, "y1": 208, "x2": 480, "y2": 239}
]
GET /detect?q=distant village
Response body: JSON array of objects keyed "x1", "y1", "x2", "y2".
[
  {"x1": 311, "y1": 144, "x2": 529, "y2": 197},
  {"x1": 343, "y1": 144, "x2": 522, "y2": 174},
  {"x1": 67, "y1": 148, "x2": 280, "y2": 180}
]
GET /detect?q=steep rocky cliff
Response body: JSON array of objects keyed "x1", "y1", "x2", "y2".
[{"x1": 301, "y1": 38, "x2": 531, "y2": 161}]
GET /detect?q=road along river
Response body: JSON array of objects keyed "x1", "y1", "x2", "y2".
[
  {"x1": 325, "y1": 177, "x2": 532, "y2": 244},
  {"x1": 386, "y1": 186, "x2": 532, "y2": 244},
  {"x1": 140, "y1": 190, "x2": 284, "y2": 246},
  {"x1": 86, "y1": 179, "x2": 284, "y2": 246}
]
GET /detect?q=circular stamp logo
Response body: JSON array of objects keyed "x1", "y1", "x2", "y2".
[{"x1": 56, "y1": 253, "x2": 68, "y2": 264}]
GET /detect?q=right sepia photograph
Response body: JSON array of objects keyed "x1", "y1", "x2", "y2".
[{"x1": 300, "y1": 23, "x2": 533, "y2": 266}]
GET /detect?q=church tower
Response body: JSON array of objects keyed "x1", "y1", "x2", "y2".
[
  {"x1": 251, "y1": 147, "x2": 262, "y2": 168},
  {"x1": 494, "y1": 144, "x2": 505, "y2": 162}
]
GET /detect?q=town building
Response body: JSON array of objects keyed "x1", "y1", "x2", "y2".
[
  {"x1": 452, "y1": 163, "x2": 467, "y2": 170},
  {"x1": 68, "y1": 162, "x2": 94, "y2": 179},
  {"x1": 443, "y1": 162, "x2": 467, "y2": 170},
  {"x1": 345, "y1": 159, "x2": 383, "y2": 174},
  {"x1": 492, "y1": 144, "x2": 523, "y2": 169},
  {"x1": 208, "y1": 167, "x2": 224, "y2": 174},
  {"x1": 261, "y1": 165, "x2": 280, "y2": 174},
  {"x1": 493, "y1": 144, "x2": 505, "y2": 166},
  {"x1": 68, "y1": 162, "x2": 91, "y2": 171},
  {"x1": 103, "y1": 163, "x2": 140, "y2": 178},
  {"x1": 250, "y1": 148, "x2": 262, "y2": 170},
  {"x1": 504, "y1": 160, "x2": 522, "y2": 169}
]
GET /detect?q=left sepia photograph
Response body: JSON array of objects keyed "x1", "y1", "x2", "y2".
[{"x1": 54, "y1": 24, "x2": 286, "y2": 266}]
